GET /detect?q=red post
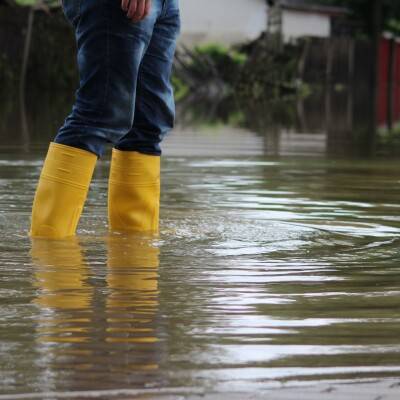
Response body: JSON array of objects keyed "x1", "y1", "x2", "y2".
[{"x1": 393, "y1": 39, "x2": 400, "y2": 124}]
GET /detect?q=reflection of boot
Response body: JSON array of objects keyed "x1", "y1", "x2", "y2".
[
  {"x1": 106, "y1": 234, "x2": 159, "y2": 344},
  {"x1": 30, "y1": 143, "x2": 97, "y2": 239},
  {"x1": 31, "y1": 237, "x2": 93, "y2": 345},
  {"x1": 31, "y1": 237, "x2": 92, "y2": 310},
  {"x1": 108, "y1": 149, "x2": 160, "y2": 233}
]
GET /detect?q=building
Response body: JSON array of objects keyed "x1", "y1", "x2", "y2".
[
  {"x1": 267, "y1": 0, "x2": 349, "y2": 42},
  {"x1": 178, "y1": 0, "x2": 351, "y2": 48},
  {"x1": 179, "y1": 0, "x2": 267, "y2": 47}
]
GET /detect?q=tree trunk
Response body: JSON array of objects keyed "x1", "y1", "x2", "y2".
[
  {"x1": 368, "y1": 0, "x2": 382, "y2": 155},
  {"x1": 19, "y1": 6, "x2": 35, "y2": 151}
]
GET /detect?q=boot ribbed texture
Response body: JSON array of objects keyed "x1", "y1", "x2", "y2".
[
  {"x1": 30, "y1": 142, "x2": 97, "y2": 239},
  {"x1": 108, "y1": 149, "x2": 160, "y2": 233}
]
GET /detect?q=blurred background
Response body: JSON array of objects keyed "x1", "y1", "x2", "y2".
[{"x1": 1, "y1": 0, "x2": 400, "y2": 158}]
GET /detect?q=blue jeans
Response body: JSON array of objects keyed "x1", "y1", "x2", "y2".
[{"x1": 55, "y1": 0, "x2": 180, "y2": 158}]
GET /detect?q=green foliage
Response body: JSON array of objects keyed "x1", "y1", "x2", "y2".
[
  {"x1": 175, "y1": 39, "x2": 300, "y2": 103},
  {"x1": 0, "y1": 54, "x2": 15, "y2": 93},
  {"x1": 377, "y1": 125, "x2": 400, "y2": 156},
  {"x1": 14, "y1": 0, "x2": 59, "y2": 7},
  {"x1": 171, "y1": 75, "x2": 189, "y2": 102},
  {"x1": 195, "y1": 43, "x2": 247, "y2": 66},
  {"x1": 190, "y1": 43, "x2": 247, "y2": 84},
  {"x1": 379, "y1": 125, "x2": 400, "y2": 146},
  {"x1": 14, "y1": 0, "x2": 36, "y2": 4},
  {"x1": 387, "y1": 19, "x2": 400, "y2": 36},
  {"x1": 236, "y1": 39, "x2": 300, "y2": 102},
  {"x1": 27, "y1": 11, "x2": 78, "y2": 90},
  {"x1": 0, "y1": 7, "x2": 78, "y2": 90}
]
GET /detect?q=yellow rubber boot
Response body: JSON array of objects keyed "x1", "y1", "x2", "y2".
[
  {"x1": 108, "y1": 149, "x2": 160, "y2": 233},
  {"x1": 30, "y1": 142, "x2": 97, "y2": 239}
]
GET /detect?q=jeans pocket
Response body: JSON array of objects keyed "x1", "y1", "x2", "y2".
[{"x1": 61, "y1": 0, "x2": 82, "y2": 28}]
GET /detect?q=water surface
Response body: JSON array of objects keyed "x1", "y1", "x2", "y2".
[{"x1": 0, "y1": 124, "x2": 400, "y2": 397}]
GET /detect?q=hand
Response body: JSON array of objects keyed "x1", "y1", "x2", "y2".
[{"x1": 121, "y1": 0, "x2": 152, "y2": 22}]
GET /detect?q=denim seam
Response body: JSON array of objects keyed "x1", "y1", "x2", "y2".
[
  {"x1": 135, "y1": 65, "x2": 144, "y2": 120},
  {"x1": 73, "y1": 0, "x2": 83, "y2": 30},
  {"x1": 161, "y1": 0, "x2": 167, "y2": 18},
  {"x1": 77, "y1": 0, "x2": 82, "y2": 23},
  {"x1": 130, "y1": 32, "x2": 153, "y2": 129},
  {"x1": 103, "y1": 0, "x2": 111, "y2": 109}
]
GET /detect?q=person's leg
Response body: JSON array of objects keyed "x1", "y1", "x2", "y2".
[
  {"x1": 108, "y1": 0, "x2": 181, "y2": 233},
  {"x1": 115, "y1": 0, "x2": 181, "y2": 155},
  {"x1": 55, "y1": 0, "x2": 162, "y2": 157},
  {"x1": 30, "y1": 0, "x2": 162, "y2": 238}
]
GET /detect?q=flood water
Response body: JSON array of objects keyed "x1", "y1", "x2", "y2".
[{"x1": 1, "y1": 97, "x2": 400, "y2": 398}]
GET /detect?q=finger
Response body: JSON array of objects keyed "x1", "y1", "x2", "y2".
[
  {"x1": 121, "y1": 0, "x2": 129, "y2": 12},
  {"x1": 127, "y1": 0, "x2": 138, "y2": 18},
  {"x1": 143, "y1": 0, "x2": 152, "y2": 17},
  {"x1": 132, "y1": 0, "x2": 145, "y2": 21}
]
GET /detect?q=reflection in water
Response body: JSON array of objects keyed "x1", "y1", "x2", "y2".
[
  {"x1": 106, "y1": 235, "x2": 160, "y2": 349},
  {"x1": 1, "y1": 85, "x2": 397, "y2": 158},
  {"x1": 30, "y1": 235, "x2": 161, "y2": 392},
  {"x1": 32, "y1": 237, "x2": 92, "y2": 312}
]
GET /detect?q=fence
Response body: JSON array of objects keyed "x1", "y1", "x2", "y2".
[{"x1": 298, "y1": 35, "x2": 400, "y2": 131}]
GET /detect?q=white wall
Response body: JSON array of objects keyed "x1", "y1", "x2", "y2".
[
  {"x1": 179, "y1": 0, "x2": 267, "y2": 47},
  {"x1": 282, "y1": 9, "x2": 331, "y2": 42}
]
